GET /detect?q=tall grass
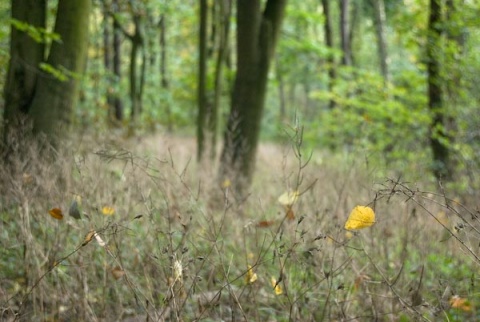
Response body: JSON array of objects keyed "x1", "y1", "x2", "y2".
[{"x1": 1, "y1": 130, "x2": 479, "y2": 321}]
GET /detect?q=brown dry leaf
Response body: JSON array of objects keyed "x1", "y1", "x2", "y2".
[
  {"x1": 450, "y1": 295, "x2": 472, "y2": 311},
  {"x1": 82, "y1": 230, "x2": 96, "y2": 246},
  {"x1": 354, "y1": 274, "x2": 371, "y2": 290},
  {"x1": 49, "y1": 208, "x2": 64, "y2": 220},
  {"x1": 286, "y1": 207, "x2": 295, "y2": 220},
  {"x1": 111, "y1": 266, "x2": 125, "y2": 280},
  {"x1": 257, "y1": 220, "x2": 275, "y2": 228}
]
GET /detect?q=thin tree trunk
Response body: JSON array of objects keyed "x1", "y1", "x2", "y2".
[
  {"x1": 211, "y1": 0, "x2": 232, "y2": 160},
  {"x1": 339, "y1": 0, "x2": 351, "y2": 66},
  {"x1": 159, "y1": 14, "x2": 172, "y2": 132},
  {"x1": 320, "y1": 0, "x2": 336, "y2": 109},
  {"x1": 427, "y1": 0, "x2": 451, "y2": 180},
  {"x1": 102, "y1": 2, "x2": 114, "y2": 121},
  {"x1": 372, "y1": 0, "x2": 389, "y2": 85},
  {"x1": 197, "y1": 0, "x2": 208, "y2": 161},
  {"x1": 112, "y1": 0, "x2": 124, "y2": 121}
]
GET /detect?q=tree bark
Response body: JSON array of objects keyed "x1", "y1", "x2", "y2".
[
  {"x1": 2, "y1": 0, "x2": 46, "y2": 145},
  {"x1": 321, "y1": 0, "x2": 336, "y2": 109},
  {"x1": 339, "y1": 0, "x2": 352, "y2": 66},
  {"x1": 197, "y1": 0, "x2": 209, "y2": 161},
  {"x1": 28, "y1": 0, "x2": 91, "y2": 143},
  {"x1": 220, "y1": 0, "x2": 287, "y2": 194},
  {"x1": 427, "y1": 0, "x2": 451, "y2": 180},
  {"x1": 159, "y1": 14, "x2": 172, "y2": 132},
  {"x1": 371, "y1": 0, "x2": 389, "y2": 85},
  {"x1": 112, "y1": 0, "x2": 124, "y2": 121}
]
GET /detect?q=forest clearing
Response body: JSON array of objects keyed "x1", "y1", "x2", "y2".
[
  {"x1": 1, "y1": 132, "x2": 479, "y2": 321},
  {"x1": 1, "y1": 0, "x2": 480, "y2": 321}
]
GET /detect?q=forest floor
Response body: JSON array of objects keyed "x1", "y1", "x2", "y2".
[{"x1": 1, "y1": 132, "x2": 479, "y2": 321}]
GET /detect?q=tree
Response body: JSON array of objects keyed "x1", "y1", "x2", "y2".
[
  {"x1": 26, "y1": 0, "x2": 91, "y2": 143},
  {"x1": 427, "y1": 0, "x2": 451, "y2": 180},
  {"x1": 197, "y1": 0, "x2": 208, "y2": 161},
  {"x1": 2, "y1": 0, "x2": 46, "y2": 146},
  {"x1": 371, "y1": 0, "x2": 389, "y2": 85},
  {"x1": 220, "y1": 0, "x2": 287, "y2": 194},
  {"x1": 321, "y1": 0, "x2": 336, "y2": 109},
  {"x1": 339, "y1": 0, "x2": 352, "y2": 66}
]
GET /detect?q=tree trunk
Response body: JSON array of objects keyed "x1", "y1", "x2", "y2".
[
  {"x1": 197, "y1": 0, "x2": 209, "y2": 161},
  {"x1": 102, "y1": 2, "x2": 115, "y2": 122},
  {"x1": 371, "y1": 0, "x2": 389, "y2": 85},
  {"x1": 220, "y1": 0, "x2": 287, "y2": 194},
  {"x1": 2, "y1": 0, "x2": 46, "y2": 145},
  {"x1": 112, "y1": 0, "x2": 124, "y2": 122},
  {"x1": 210, "y1": 0, "x2": 232, "y2": 160},
  {"x1": 28, "y1": 0, "x2": 91, "y2": 143},
  {"x1": 129, "y1": 14, "x2": 144, "y2": 122},
  {"x1": 339, "y1": 0, "x2": 352, "y2": 66},
  {"x1": 427, "y1": 0, "x2": 451, "y2": 180},
  {"x1": 159, "y1": 14, "x2": 172, "y2": 132},
  {"x1": 320, "y1": 0, "x2": 336, "y2": 109}
]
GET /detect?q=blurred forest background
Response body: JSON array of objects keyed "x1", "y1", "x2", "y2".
[{"x1": 1, "y1": 0, "x2": 480, "y2": 321}]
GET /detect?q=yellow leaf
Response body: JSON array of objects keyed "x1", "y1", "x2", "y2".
[
  {"x1": 102, "y1": 206, "x2": 115, "y2": 216},
  {"x1": 49, "y1": 208, "x2": 64, "y2": 220},
  {"x1": 111, "y1": 266, "x2": 125, "y2": 280},
  {"x1": 450, "y1": 295, "x2": 472, "y2": 311},
  {"x1": 344, "y1": 206, "x2": 375, "y2": 230},
  {"x1": 271, "y1": 277, "x2": 283, "y2": 295},
  {"x1": 245, "y1": 265, "x2": 258, "y2": 284},
  {"x1": 222, "y1": 178, "x2": 231, "y2": 188},
  {"x1": 278, "y1": 191, "x2": 299, "y2": 207}
]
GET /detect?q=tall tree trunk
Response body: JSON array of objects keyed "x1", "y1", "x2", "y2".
[
  {"x1": 112, "y1": 0, "x2": 124, "y2": 122},
  {"x1": 129, "y1": 14, "x2": 144, "y2": 122},
  {"x1": 427, "y1": 0, "x2": 451, "y2": 180},
  {"x1": 371, "y1": 0, "x2": 389, "y2": 85},
  {"x1": 2, "y1": 0, "x2": 46, "y2": 146},
  {"x1": 220, "y1": 0, "x2": 287, "y2": 194},
  {"x1": 210, "y1": 0, "x2": 232, "y2": 160},
  {"x1": 321, "y1": 0, "x2": 336, "y2": 109},
  {"x1": 339, "y1": 0, "x2": 352, "y2": 66},
  {"x1": 102, "y1": 2, "x2": 115, "y2": 122},
  {"x1": 29, "y1": 0, "x2": 91, "y2": 143},
  {"x1": 197, "y1": 0, "x2": 209, "y2": 161},
  {"x1": 159, "y1": 14, "x2": 172, "y2": 132}
]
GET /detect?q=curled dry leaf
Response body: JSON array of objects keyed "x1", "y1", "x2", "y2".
[
  {"x1": 94, "y1": 232, "x2": 106, "y2": 247},
  {"x1": 82, "y1": 230, "x2": 96, "y2": 246},
  {"x1": 49, "y1": 208, "x2": 64, "y2": 220},
  {"x1": 111, "y1": 266, "x2": 125, "y2": 280},
  {"x1": 450, "y1": 295, "x2": 472, "y2": 311},
  {"x1": 245, "y1": 265, "x2": 258, "y2": 284},
  {"x1": 271, "y1": 277, "x2": 283, "y2": 295},
  {"x1": 278, "y1": 190, "x2": 299, "y2": 207}
]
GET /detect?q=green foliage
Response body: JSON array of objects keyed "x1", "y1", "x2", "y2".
[{"x1": 10, "y1": 18, "x2": 60, "y2": 44}]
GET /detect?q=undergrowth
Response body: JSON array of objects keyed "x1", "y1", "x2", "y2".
[{"x1": 0, "y1": 130, "x2": 479, "y2": 321}]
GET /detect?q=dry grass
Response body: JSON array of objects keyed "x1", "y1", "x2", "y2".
[{"x1": 1, "y1": 130, "x2": 479, "y2": 321}]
